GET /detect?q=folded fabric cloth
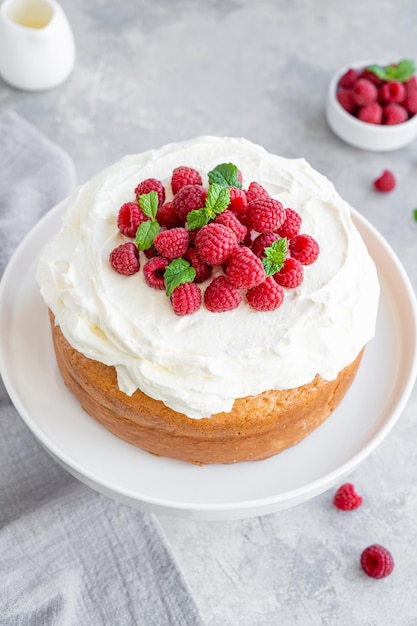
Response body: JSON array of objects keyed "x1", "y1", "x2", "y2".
[{"x1": 0, "y1": 111, "x2": 205, "y2": 626}]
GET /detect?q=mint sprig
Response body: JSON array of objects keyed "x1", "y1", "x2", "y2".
[
  {"x1": 208, "y1": 163, "x2": 242, "y2": 189},
  {"x1": 262, "y1": 238, "x2": 288, "y2": 277},
  {"x1": 366, "y1": 59, "x2": 415, "y2": 83},
  {"x1": 135, "y1": 191, "x2": 160, "y2": 250},
  {"x1": 164, "y1": 258, "x2": 196, "y2": 297},
  {"x1": 413, "y1": 208, "x2": 417, "y2": 222},
  {"x1": 187, "y1": 183, "x2": 230, "y2": 230}
]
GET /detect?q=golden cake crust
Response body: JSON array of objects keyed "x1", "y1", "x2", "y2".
[{"x1": 49, "y1": 311, "x2": 363, "y2": 464}]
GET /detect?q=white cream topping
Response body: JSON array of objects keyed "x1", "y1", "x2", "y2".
[{"x1": 36, "y1": 136, "x2": 379, "y2": 419}]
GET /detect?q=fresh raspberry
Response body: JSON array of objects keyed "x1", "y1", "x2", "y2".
[
  {"x1": 117, "y1": 202, "x2": 147, "y2": 238},
  {"x1": 352, "y1": 78, "x2": 378, "y2": 106},
  {"x1": 338, "y1": 68, "x2": 359, "y2": 89},
  {"x1": 289, "y1": 234, "x2": 319, "y2": 265},
  {"x1": 195, "y1": 223, "x2": 238, "y2": 265},
  {"x1": 171, "y1": 166, "x2": 203, "y2": 195},
  {"x1": 228, "y1": 186, "x2": 247, "y2": 220},
  {"x1": 226, "y1": 246, "x2": 265, "y2": 289},
  {"x1": 333, "y1": 482, "x2": 363, "y2": 511},
  {"x1": 204, "y1": 276, "x2": 241, "y2": 312},
  {"x1": 135, "y1": 178, "x2": 165, "y2": 207},
  {"x1": 383, "y1": 103, "x2": 408, "y2": 125},
  {"x1": 157, "y1": 201, "x2": 182, "y2": 229},
  {"x1": 403, "y1": 90, "x2": 417, "y2": 115},
  {"x1": 274, "y1": 257, "x2": 303, "y2": 288},
  {"x1": 245, "y1": 181, "x2": 269, "y2": 203},
  {"x1": 215, "y1": 209, "x2": 247, "y2": 242},
  {"x1": 154, "y1": 228, "x2": 189, "y2": 259},
  {"x1": 251, "y1": 232, "x2": 280, "y2": 258},
  {"x1": 379, "y1": 80, "x2": 406, "y2": 104},
  {"x1": 109, "y1": 242, "x2": 140, "y2": 275},
  {"x1": 172, "y1": 184, "x2": 207, "y2": 223},
  {"x1": 246, "y1": 277, "x2": 284, "y2": 311},
  {"x1": 183, "y1": 248, "x2": 212, "y2": 283},
  {"x1": 373, "y1": 169, "x2": 396, "y2": 192},
  {"x1": 360, "y1": 544, "x2": 395, "y2": 579},
  {"x1": 337, "y1": 89, "x2": 357, "y2": 114},
  {"x1": 143, "y1": 256, "x2": 169, "y2": 289},
  {"x1": 405, "y1": 75, "x2": 417, "y2": 93},
  {"x1": 247, "y1": 198, "x2": 286, "y2": 233},
  {"x1": 357, "y1": 102, "x2": 383, "y2": 124},
  {"x1": 170, "y1": 282, "x2": 201, "y2": 315},
  {"x1": 277, "y1": 208, "x2": 302, "y2": 239}
]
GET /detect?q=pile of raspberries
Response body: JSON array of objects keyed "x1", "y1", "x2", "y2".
[
  {"x1": 336, "y1": 64, "x2": 417, "y2": 125},
  {"x1": 109, "y1": 163, "x2": 319, "y2": 315}
]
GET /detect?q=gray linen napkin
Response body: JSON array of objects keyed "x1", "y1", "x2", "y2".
[{"x1": 0, "y1": 111, "x2": 204, "y2": 626}]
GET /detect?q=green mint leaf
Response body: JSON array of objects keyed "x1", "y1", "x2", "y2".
[
  {"x1": 262, "y1": 237, "x2": 288, "y2": 277},
  {"x1": 138, "y1": 191, "x2": 159, "y2": 220},
  {"x1": 208, "y1": 163, "x2": 242, "y2": 189},
  {"x1": 394, "y1": 59, "x2": 416, "y2": 82},
  {"x1": 385, "y1": 64, "x2": 399, "y2": 80},
  {"x1": 164, "y1": 258, "x2": 196, "y2": 297},
  {"x1": 263, "y1": 257, "x2": 279, "y2": 277},
  {"x1": 205, "y1": 183, "x2": 230, "y2": 217},
  {"x1": 413, "y1": 208, "x2": 417, "y2": 222},
  {"x1": 135, "y1": 219, "x2": 160, "y2": 250},
  {"x1": 366, "y1": 59, "x2": 415, "y2": 83},
  {"x1": 187, "y1": 207, "x2": 210, "y2": 230}
]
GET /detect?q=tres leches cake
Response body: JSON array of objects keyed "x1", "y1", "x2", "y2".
[{"x1": 36, "y1": 136, "x2": 379, "y2": 464}]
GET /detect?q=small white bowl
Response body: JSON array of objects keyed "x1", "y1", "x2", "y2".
[{"x1": 326, "y1": 60, "x2": 417, "y2": 151}]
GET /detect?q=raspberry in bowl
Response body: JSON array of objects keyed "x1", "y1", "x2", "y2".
[{"x1": 326, "y1": 59, "x2": 417, "y2": 151}]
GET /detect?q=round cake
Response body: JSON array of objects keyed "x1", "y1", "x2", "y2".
[{"x1": 36, "y1": 136, "x2": 379, "y2": 464}]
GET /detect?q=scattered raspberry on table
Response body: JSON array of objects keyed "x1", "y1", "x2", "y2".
[
  {"x1": 333, "y1": 482, "x2": 363, "y2": 511},
  {"x1": 373, "y1": 169, "x2": 396, "y2": 192},
  {"x1": 360, "y1": 544, "x2": 395, "y2": 579}
]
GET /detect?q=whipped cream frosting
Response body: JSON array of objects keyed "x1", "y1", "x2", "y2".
[{"x1": 36, "y1": 136, "x2": 379, "y2": 419}]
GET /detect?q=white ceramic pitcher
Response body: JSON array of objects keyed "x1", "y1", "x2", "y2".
[{"x1": 0, "y1": 0, "x2": 75, "y2": 90}]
